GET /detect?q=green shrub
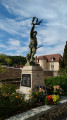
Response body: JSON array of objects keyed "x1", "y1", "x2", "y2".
[
  {"x1": 0, "y1": 84, "x2": 26, "y2": 119},
  {"x1": 45, "y1": 76, "x2": 67, "y2": 96},
  {"x1": 30, "y1": 88, "x2": 46, "y2": 105},
  {"x1": 26, "y1": 98, "x2": 38, "y2": 109},
  {"x1": 58, "y1": 67, "x2": 67, "y2": 76},
  {"x1": 1, "y1": 84, "x2": 17, "y2": 95},
  {"x1": 0, "y1": 83, "x2": 64, "y2": 119},
  {"x1": 0, "y1": 85, "x2": 46, "y2": 119}
]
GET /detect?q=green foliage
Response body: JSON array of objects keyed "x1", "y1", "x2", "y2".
[
  {"x1": 45, "y1": 96, "x2": 49, "y2": 105},
  {"x1": 0, "y1": 54, "x2": 11, "y2": 72},
  {"x1": 59, "y1": 42, "x2": 67, "y2": 75},
  {"x1": 0, "y1": 64, "x2": 6, "y2": 72},
  {"x1": 0, "y1": 84, "x2": 61, "y2": 119},
  {"x1": 26, "y1": 98, "x2": 38, "y2": 109},
  {"x1": 31, "y1": 90, "x2": 42, "y2": 102},
  {"x1": 45, "y1": 76, "x2": 67, "y2": 95},
  {"x1": 46, "y1": 85, "x2": 53, "y2": 95},
  {"x1": 30, "y1": 88, "x2": 46, "y2": 105},
  {"x1": 58, "y1": 66, "x2": 67, "y2": 75},
  {"x1": 8, "y1": 55, "x2": 26, "y2": 66},
  {"x1": 1, "y1": 84, "x2": 17, "y2": 95},
  {"x1": 59, "y1": 58, "x2": 65, "y2": 69},
  {"x1": 0, "y1": 84, "x2": 25, "y2": 119},
  {"x1": 53, "y1": 85, "x2": 64, "y2": 95},
  {"x1": 0, "y1": 54, "x2": 11, "y2": 66},
  {"x1": 63, "y1": 41, "x2": 67, "y2": 66},
  {"x1": 0, "y1": 53, "x2": 26, "y2": 68}
]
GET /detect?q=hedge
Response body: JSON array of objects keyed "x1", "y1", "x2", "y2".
[{"x1": 45, "y1": 76, "x2": 67, "y2": 96}]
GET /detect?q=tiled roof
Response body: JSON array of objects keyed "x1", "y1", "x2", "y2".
[
  {"x1": 37, "y1": 54, "x2": 62, "y2": 62},
  {"x1": 37, "y1": 56, "x2": 46, "y2": 60}
]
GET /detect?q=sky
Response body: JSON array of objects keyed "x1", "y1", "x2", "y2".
[{"x1": 0, "y1": 0, "x2": 67, "y2": 57}]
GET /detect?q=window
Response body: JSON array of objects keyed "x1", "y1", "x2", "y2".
[
  {"x1": 51, "y1": 57, "x2": 55, "y2": 61},
  {"x1": 51, "y1": 58, "x2": 53, "y2": 61},
  {"x1": 51, "y1": 64, "x2": 54, "y2": 68}
]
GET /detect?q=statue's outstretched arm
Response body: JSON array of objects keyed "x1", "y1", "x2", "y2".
[{"x1": 30, "y1": 25, "x2": 35, "y2": 38}]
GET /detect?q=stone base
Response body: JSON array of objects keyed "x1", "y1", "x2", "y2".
[{"x1": 19, "y1": 66, "x2": 44, "y2": 94}]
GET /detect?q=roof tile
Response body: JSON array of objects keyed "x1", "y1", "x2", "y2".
[{"x1": 37, "y1": 54, "x2": 62, "y2": 62}]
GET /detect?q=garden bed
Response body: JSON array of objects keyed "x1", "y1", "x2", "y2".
[
  {"x1": 5, "y1": 96, "x2": 67, "y2": 120},
  {"x1": 0, "y1": 84, "x2": 66, "y2": 119}
]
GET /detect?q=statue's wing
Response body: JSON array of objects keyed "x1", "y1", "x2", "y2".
[
  {"x1": 37, "y1": 19, "x2": 43, "y2": 25},
  {"x1": 31, "y1": 17, "x2": 42, "y2": 25}
]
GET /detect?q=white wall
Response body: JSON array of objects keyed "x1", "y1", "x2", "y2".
[{"x1": 39, "y1": 59, "x2": 59, "y2": 71}]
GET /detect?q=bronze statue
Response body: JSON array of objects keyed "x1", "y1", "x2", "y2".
[{"x1": 26, "y1": 17, "x2": 42, "y2": 66}]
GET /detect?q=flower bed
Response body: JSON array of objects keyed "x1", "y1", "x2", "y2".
[
  {"x1": 45, "y1": 95, "x2": 60, "y2": 105},
  {"x1": 45, "y1": 76, "x2": 67, "y2": 95},
  {"x1": 0, "y1": 84, "x2": 62, "y2": 119}
]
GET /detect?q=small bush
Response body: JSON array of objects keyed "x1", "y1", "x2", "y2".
[
  {"x1": 0, "y1": 84, "x2": 25, "y2": 119},
  {"x1": 45, "y1": 95, "x2": 60, "y2": 105},
  {"x1": 1, "y1": 84, "x2": 17, "y2": 95},
  {"x1": 45, "y1": 76, "x2": 67, "y2": 96},
  {"x1": 30, "y1": 88, "x2": 46, "y2": 105}
]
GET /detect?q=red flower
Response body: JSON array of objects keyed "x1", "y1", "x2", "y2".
[
  {"x1": 48, "y1": 98, "x2": 50, "y2": 101},
  {"x1": 47, "y1": 95, "x2": 52, "y2": 99},
  {"x1": 46, "y1": 95, "x2": 52, "y2": 101}
]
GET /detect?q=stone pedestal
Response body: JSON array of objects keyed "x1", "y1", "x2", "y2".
[{"x1": 19, "y1": 66, "x2": 44, "y2": 94}]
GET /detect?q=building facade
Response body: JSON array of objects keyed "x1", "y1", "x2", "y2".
[{"x1": 35, "y1": 54, "x2": 62, "y2": 71}]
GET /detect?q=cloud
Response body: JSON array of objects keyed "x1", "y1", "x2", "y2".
[
  {"x1": 0, "y1": 18, "x2": 31, "y2": 38},
  {"x1": 6, "y1": 38, "x2": 29, "y2": 56},
  {"x1": 6, "y1": 38, "x2": 28, "y2": 52},
  {"x1": 8, "y1": 38, "x2": 21, "y2": 46},
  {"x1": 36, "y1": 43, "x2": 65, "y2": 57},
  {"x1": 1, "y1": 0, "x2": 67, "y2": 19},
  {"x1": 0, "y1": 0, "x2": 67, "y2": 56},
  {"x1": 0, "y1": 43, "x2": 7, "y2": 48},
  {"x1": 0, "y1": 37, "x2": 29, "y2": 56}
]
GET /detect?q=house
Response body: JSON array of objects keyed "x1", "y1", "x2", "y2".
[{"x1": 35, "y1": 54, "x2": 62, "y2": 73}]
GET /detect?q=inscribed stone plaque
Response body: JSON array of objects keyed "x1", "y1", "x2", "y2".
[{"x1": 21, "y1": 74, "x2": 31, "y2": 87}]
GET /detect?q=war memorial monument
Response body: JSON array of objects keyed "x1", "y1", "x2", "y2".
[{"x1": 19, "y1": 17, "x2": 45, "y2": 94}]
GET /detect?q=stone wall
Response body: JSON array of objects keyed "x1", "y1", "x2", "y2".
[
  {"x1": 44, "y1": 71, "x2": 58, "y2": 78},
  {"x1": 0, "y1": 67, "x2": 58, "y2": 87},
  {"x1": 5, "y1": 97, "x2": 67, "y2": 120},
  {"x1": 0, "y1": 67, "x2": 21, "y2": 87}
]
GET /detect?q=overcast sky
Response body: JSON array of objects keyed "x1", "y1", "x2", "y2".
[{"x1": 0, "y1": 0, "x2": 67, "y2": 57}]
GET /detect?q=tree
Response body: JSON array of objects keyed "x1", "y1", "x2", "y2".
[
  {"x1": 59, "y1": 58, "x2": 65, "y2": 69},
  {"x1": 59, "y1": 41, "x2": 67, "y2": 75},
  {"x1": 0, "y1": 54, "x2": 11, "y2": 71},
  {"x1": 0, "y1": 54, "x2": 11, "y2": 65},
  {"x1": 7, "y1": 56, "x2": 26, "y2": 67},
  {"x1": 63, "y1": 41, "x2": 67, "y2": 66}
]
